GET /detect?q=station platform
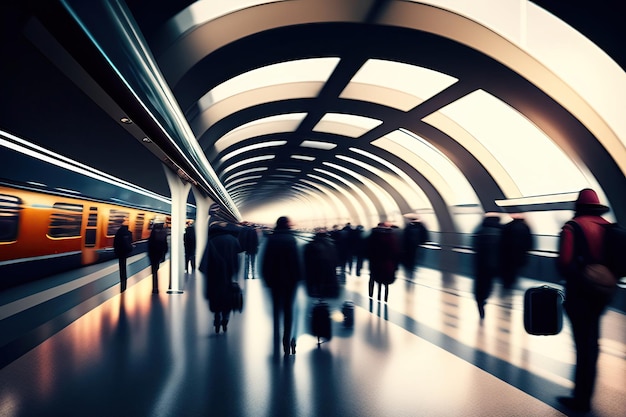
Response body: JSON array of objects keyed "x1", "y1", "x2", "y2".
[{"x1": 1, "y1": 253, "x2": 625, "y2": 417}]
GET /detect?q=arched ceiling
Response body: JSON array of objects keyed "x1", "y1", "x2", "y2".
[{"x1": 1, "y1": 0, "x2": 625, "y2": 231}]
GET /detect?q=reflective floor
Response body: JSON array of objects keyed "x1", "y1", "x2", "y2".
[{"x1": 1, "y1": 255, "x2": 625, "y2": 417}]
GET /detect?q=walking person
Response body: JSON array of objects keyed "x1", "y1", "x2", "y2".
[
  {"x1": 183, "y1": 221, "x2": 196, "y2": 273},
  {"x1": 499, "y1": 214, "x2": 533, "y2": 290},
  {"x1": 200, "y1": 203, "x2": 243, "y2": 334},
  {"x1": 113, "y1": 218, "x2": 133, "y2": 293},
  {"x1": 401, "y1": 214, "x2": 429, "y2": 280},
  {"x1": 261, "y1": 216, "x2": 302, "y2": 355},
  {"x1": 148, "y1": 221, "x2": 168, "y2": 294},
  {"x1": 472, "y1": 213, "x2": 502, "y2": 319},
  {"x1": 556, "y1": 188, "x2": 614, "y2": 413},
  {"x1": 239, "y1": 221, "x2": 260, "y2": 279},
  {"x1": 366, "y1": 221, "x2": 402, "y2": 303}
]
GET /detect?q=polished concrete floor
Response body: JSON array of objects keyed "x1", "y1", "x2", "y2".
[{"x1": 1, "y1": 254, "x2": 625, "y2": 417}]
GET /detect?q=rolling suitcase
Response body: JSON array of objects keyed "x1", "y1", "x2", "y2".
[
  {"x1": 523, "y1": 285, "x2": 564, "y2": 335},
  {"x1": 311, "y1": 301, "x2": 332, "y2": 345}
]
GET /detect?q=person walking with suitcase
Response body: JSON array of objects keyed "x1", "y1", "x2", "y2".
[
  {"x1": 261, "y1": 216, "x2": 302, "y2": 355},
  {"x1": 556, "y1": 188, "x2": 614, "y2": 413}
]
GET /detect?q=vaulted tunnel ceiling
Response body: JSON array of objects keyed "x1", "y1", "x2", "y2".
[{"x1": 1, "y1": 0, "x2": 625, "y2": 230}]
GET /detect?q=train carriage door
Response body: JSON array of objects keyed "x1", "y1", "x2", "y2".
[{"x1": 82, "y1": 206, "x2": 98, "y2": 264}]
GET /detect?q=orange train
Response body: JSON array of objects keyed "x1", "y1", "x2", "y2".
[{"x1": 0, "y1": 184, "x2": 172, "y2": 291}]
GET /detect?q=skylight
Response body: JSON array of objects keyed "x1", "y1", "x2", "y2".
[{"x1": 313, "y1": 113, "x2": 383, "y2": 138}]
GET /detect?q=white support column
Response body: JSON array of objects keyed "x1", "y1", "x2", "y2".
[
  {"x1": 192, "y1": 187, "x2": 213, "y2": 268},
  {"x1": 164, "y1": 166, "x2": 191, "y2": 294}
]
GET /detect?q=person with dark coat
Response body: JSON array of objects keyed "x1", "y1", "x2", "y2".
[
  {"x1": 183, "y1": 221, "x2": 196, "y2": 273},
  {"x1": 499, "y1": 214, "x2": 533, "y2": 289},
  {"x1": 556, "y1": 188, "x2": 613, "y2": 413},
  {"x1": 148, "y1": 222, "x2": 168, "y2": 294},
  {"x1": 472, "y1": 213, "x2": 502, "y2": 319},
  {"x1": 303, "y1": 228, "x2": 339, "y2": 299},
  {"x1": 401, "y1": 216, "x2": 429, "y2": 280},
  {"x1": 353, "y1": 225, "x2": 366, "y2": 277},
  {"x1": 200, "y1": 206, "x2": 242, "y2": 334},
  {"x1": 113, "y1": 219, "x2": 133, "y2": 292},
  {"x1": 261, "y1": 216, "x2": 302, "y2": 355},
  {"x1": 366, "y1": 221, "x2": 402, "y2": 302}
]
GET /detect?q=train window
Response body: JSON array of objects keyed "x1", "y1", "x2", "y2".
[
  {"x1": 134, "y1": 213, "x2": 145, "y2": 240},
  {"x1": 48, "y1": 203, "x2": 83, "y2": 238},
  {"x1": 107, "y1": 209, "x2": 130, "y2": 236},
  {"x1": 0, "y1": 194, "x2": 21, "y2": 242},
  {"x1": 85, "y1": 207, "x2": 98, "y2": 247}
]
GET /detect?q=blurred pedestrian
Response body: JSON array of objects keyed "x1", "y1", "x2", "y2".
[
  {"x1": 261, "y1": 216, "x2": 302, "y2": 355},
  {"x1": 353, "y1": 225, "x2": 366, "y2": 277},
  {"x1": 304, "y1": 227, "x2": 339, "y2": 299},
  {"x1": 113, "y1": 218, "x2": 133, "y2": 292},
  {"x1": 148, "y1": 221, "x2": 168, "y2": 294},
  {"x1": 499, "y1": 214, "x2": 533, "y2": 289},
  {"x1": 239, "y1": 221, "x2": 260, "y2": 279},
  {"x1": 199, "y1": 203, "x2": 243, "y2": 333},
  {"x1": 401, "y1": 214, "x2": 429, "y2": 280},
  {"x1": 184, "y1": 221, "x2": 196, "y2": 273},
  {"x1": 472, "y1": 213, "x2": 502, "y2": 319},
  {"x1": 367, "y1": 221, "x2": 402, "y2": 302},
  {"x1": 556, "y1": 188, "x2": 613, "y2": 413}
]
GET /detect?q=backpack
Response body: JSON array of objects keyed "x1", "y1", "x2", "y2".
[
  {"x1": 604, "y1": 223, "x2": 626, "y2": 278},
  {"x1": 567, "y1": 221, "x2": 619, "y2": 297}
]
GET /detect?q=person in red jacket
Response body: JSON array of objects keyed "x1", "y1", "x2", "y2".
[{"x1": 556, "y1": 188, "x2": 612, "y2": 413}]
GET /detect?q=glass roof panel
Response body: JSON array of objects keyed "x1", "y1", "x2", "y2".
[
  {"x1": 348, "y1": 147, "x2": 432, "y2": 212},
  {"x1": 199, "y1": 58, "x2": 340, "y2": 110},
  {"x1": 219, "y1": 140, "x2": 287, "y2": 163},
  {"x1": 432, "y1": 89, "x2": 589, "y2": 197},
  {"x1": 313, "y1": 113, "x2": 383, "y2": 138},
  {"x1": 300, "y1": 140, "x2": 337, "y2": 150},
  {"x1": 221, "y1": 155, "x2": 274, "y2": 175},
  {"x1": 214, "y1": 113, "x2": 306, "y2": 153},
  {"x1": 341, "y1": 59, "x2": 458, "y2": 111},
  {"x1": 373, "y1": 129, "x2": 478, "y2": 206}
]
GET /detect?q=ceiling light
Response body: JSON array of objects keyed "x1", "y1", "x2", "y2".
[
  {"x1": 291, "y1": 155, "x2": 315, "y2": 161},
  {"x1": 300, "y1": 140, "x2": 337, "y2": 150},
  {"x1": 120, "y1": 117, "x2": 132, "y2": 124}
]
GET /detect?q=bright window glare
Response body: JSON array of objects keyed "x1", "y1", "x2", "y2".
[
  {"x1": 374, "y1": 129, "x2": 478, "y2": 206},
  {"x1": 214, "y1": 113, "x2": 306, "y2": 153},
  {"x1": 341, "y1": 59, "x2": 458, "y2": 111},
  {"x1": 433, "y1": 90, "x2": 588, "y2": 196},
  {"x1": 223, "y1": 167, "x2": 268, "y2": 183},
  {"x1": 300, "y1": 140, "x2": 337, "y2": 150},
  {"x1": 221, "y1": 155, "x2": 274, "y2": 175},
  {"x1": 219, "y1": 140, "x2": 286, "y2": 163},
  {"x1": 313, "y1": 113, "x2": 382, "y2": 138},
  {"x1": 199, "y1": 58, "x2": 340, "y2": 110}
]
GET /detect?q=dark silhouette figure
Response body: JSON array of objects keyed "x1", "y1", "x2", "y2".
[
  {"x1": 340, "y1": 223, "x2": 354, "y2": 276},
  {"x1": 183, "y1": 221, "x2": 196, "y2": 273},
  {"x1": 401, "y1": 216, "x2": 429, "y2": 280},
  {"x1": 367, "y1": 221, "x2": 402, "y2": 302},
  {"x1": 303, "y1": 228, "x2": 339, "y2": 299},
  {"x1": 353, "y1": 225, "x2": 366, "y2": 277},
  {"x1": 261, "y1": 216, "x2": 302, "y2": 355},
  {"x1": 239, "y1": 221, "x2": 260, "y2": 279},
  {"x1": 113, "y1": 219, "x2": 133, "y2": 292},
  {"x1": 148, "y1": 222, "x2": 168, "y2": 294},
  {"x1": 556, "y1": 188, "x2": 613, "y2": 413},
  {"x1": 499, "y1": 215, "x2": 533, "y2": 289},
  {"x1": 472, "y1": 214, "x2": 502, "y2": 319},
  {"x1": 200, "y1": 207, "x2": 242, "y2": 334}
]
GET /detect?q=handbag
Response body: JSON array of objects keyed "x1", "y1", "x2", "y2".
[{"x1": 230, "y1": 281, "x2": 243, "y2": 313}]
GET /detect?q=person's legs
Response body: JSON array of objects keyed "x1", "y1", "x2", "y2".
[
  {"x1": 151, "y1": 262, "x2": 159, "y2": 293},
  {"x1": 118, "y1": 258, "x2": 127, "y2": 292},
  {"x1": 282, "y1": 287, "x2": 297, "y2": 354}
]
